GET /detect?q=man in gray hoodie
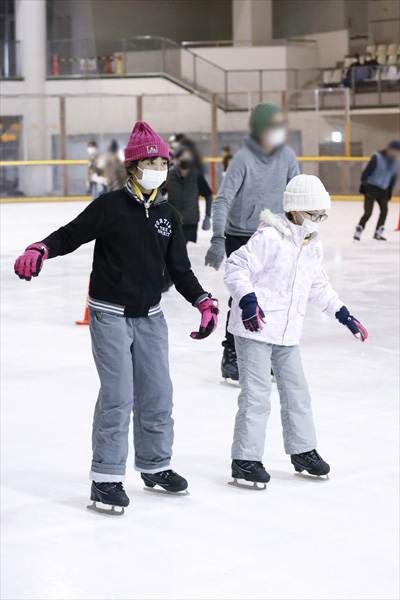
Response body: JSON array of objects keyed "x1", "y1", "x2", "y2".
[{"x1": 205, "y1": 102, "x2": 300, "y2": 381}]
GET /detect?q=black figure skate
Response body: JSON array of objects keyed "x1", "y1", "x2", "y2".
[
  {"x1": 87, "y1": 481, "x2": 130, "y2": 516},
  {"x1": 229, "y1": 460, "x2": 270, "y2": 490},
  {"x1": 141, "y1": 470, "x2": 189, "y2": 495},
  {"x1": 291, "y1": 450, "x2": 330, "y2": 478},
  {"x1": 221, "y1": 346, "x2": 239, "y2": 382}
]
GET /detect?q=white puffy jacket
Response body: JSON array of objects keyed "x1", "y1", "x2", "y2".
[{"x1": 224, "y1": 209, "x2": 343, "y2": 346}]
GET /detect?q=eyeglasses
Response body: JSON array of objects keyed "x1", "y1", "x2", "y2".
[{"x1": 302, "y1": 211, "x2": 329, "y2": 223}]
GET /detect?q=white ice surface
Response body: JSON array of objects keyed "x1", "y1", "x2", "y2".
[{"x1": 1, "y1": 201, "x2": 399, "y2": 600}]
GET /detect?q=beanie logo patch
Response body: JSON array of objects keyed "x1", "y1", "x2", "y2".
[{"x1": 147, "y1": 145, "x2": 158, "y2": 154}]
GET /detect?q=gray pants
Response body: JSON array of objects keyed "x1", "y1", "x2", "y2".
[
  {"x1": 232, "y1": 336, "x2": 317, "y2": 459},
  {"x1": 89, "y1": 309, "x2": 174, "y2": 482}
]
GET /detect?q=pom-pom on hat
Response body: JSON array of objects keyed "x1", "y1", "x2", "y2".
[
  {"x1": 283, "y1": 174, "x2": 331, "y2": 212},
  {"x1": 124, "y1": 121, "x2": 170, "y2": 163}
]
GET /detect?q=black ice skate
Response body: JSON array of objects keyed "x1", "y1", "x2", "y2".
[
  {"x1": 353, "y1": 225, "x2": 363, "y2": 241},
  {"x1": 141, "y1": 469, "x2": 189, "y2": 495},
  {"x1": 229, "y1": 459, "x2": 270, "y2": 490},
  {"x1": 373, "y1": 226, "x2": 387, "y2": 241},
  {"x1": 87, "y1": 481, "x2": 130, "y2": 516},
  {"x1": 291, "y1": 450, "x2": 330, "y2": 477},
  {"x1": 221, "y1": 346, "x2": 239, "y2": 381}
]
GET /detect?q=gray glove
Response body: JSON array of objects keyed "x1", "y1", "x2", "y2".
[
  {"x1": 202, "y1": 215, "x2": 211, "y2": 231},
  {"x1": 204, "y1": 236, "x2": 226, "y2": 271}
]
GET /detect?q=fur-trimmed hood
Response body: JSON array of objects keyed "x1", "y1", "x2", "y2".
[{"x1": 259, "y1": 208, "x2": 291, "y2": 237}]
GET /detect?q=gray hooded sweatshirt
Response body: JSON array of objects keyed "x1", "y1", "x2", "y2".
[{"x1": 212, "y1": 137, "x2": 300, "y2": 237}]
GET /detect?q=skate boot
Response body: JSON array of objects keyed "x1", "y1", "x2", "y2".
[
  {"x1": 373, "y1": 226, "x2": 387, "y2": 241},
  {"x1": 291, "y1": 450, "x2": 330, "y2": 477},
  {"x1": 229, "y1": 459, "x2": 270, "y2": 490},
  {"x1": 141, "y1": 469, "x2": 189, "y2": 494},
  {"x1": 353, "y1": 225, "x2": 363, "y2": 241},
  {"x1": 87, "y1": 481, "x2": 130, "y2": 515},
  {"x1": 221, "y1": 346, "x2": 239, "y2": 381}
]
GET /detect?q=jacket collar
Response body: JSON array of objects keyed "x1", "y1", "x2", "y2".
[
  {"x1": 124, "y1": 178, "x2": 166, "y2": 207},
  {"x1": 259, "y1": 209, "x2": 319, "y2": 247}
]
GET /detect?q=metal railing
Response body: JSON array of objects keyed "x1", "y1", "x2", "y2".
[
  {"x1": 46, "y1": 36, "x2": 399, "y2": 109},
  {"x1": 1, "y1": 40, "x2": 22, "y2": 78}
]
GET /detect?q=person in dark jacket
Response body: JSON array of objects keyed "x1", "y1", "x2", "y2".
[
  {"x1": 354, "y1": 141, "x2": 400, "y2": 241},
  {"x1": 14, "y1": 122, "x2": 219, "y2": 514},
  {"x1": 167, "y1": 145, "x2": 213, "y2": 242},
  {"x1": 104, "y1": 140, "x2": 126, "y2": 192}
]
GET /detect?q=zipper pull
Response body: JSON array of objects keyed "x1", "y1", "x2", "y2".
[{"x1": 144, "y1": 204, "x2": 149, "y2": 218}]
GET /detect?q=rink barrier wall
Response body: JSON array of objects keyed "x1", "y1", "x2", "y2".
[
  {"x1": 0, "y1": 156, "x2": 375, "y2": 166},
  {"x1": 1, "y1": 195, "x2": 399, "y2": 204},
  {"x1": 1, "y1": 157, "x2": 399, "y2": 203}
]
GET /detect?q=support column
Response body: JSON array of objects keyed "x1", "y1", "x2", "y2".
[
  {"x1": 233, "y1": 0, "x2": 273, "y2": 47},
  {"x1": 15, "y1": 0, "x2": 47, "y2": 195}
]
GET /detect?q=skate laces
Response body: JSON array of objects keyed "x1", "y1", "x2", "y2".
[
  {"x1": 111, "y1": 482, "x2": 124, "y2": 491},
  {"x1": 158, "y1": 470, "x2": 176, "y2": 479},
  {"x1": 252, "y1": 461, "x2": 265, "y2": 470},
  {"x1": 299, "y1": 450, "x2": 320, "y2": 462}
]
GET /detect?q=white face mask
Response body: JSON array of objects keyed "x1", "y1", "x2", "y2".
[
  {"x1": 135, "y1": 166, "x2": 168, "y2": 190},
  {"x1": 87, "y1": 147, "x2": 96, "y2": 156},
  {"x1": 301, "y1": 216, "x2": 320, "y2": 234},
  {"x1": 265, "y1": 127, "x2": 286, "y2": 148}
]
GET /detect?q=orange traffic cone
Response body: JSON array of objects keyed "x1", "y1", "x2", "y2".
[
  {"x1": 396, "y1": 215, "x2": 400, "y2": 231},
  {"x1": 52, "y1": 55, "x2": 60, "y2": 76},
  {"x1": 76, "y1": 291, "x2": 89, "y2": 325},
  {"x1": 105, "y1": 56, "x2": 113, "y2": 75},
  {"x1": 116, "y1": 52, "x2": 123, "y2": 75}
]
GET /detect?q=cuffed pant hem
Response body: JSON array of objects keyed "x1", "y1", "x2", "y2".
[
  {"x1": 284, "y1": 444, "x2": 317, "y2": 456},
  {"x1": 231, "y1": 454, "x2": 263, "y2": 461},
  {"x1": 135, "y1": 463, "x2": 171, "y2": 474},
  {"x1": 89, "y1": 470, "x2": 125, "y2": 482}
]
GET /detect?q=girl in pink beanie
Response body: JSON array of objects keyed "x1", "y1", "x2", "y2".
[{"x1": 14, "y1": 121, "x2": 219, "y2": 515}]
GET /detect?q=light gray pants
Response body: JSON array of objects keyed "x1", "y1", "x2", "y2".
[
  {"x1": 232, "y1": 336, "x2": 317, "y2": 459},
  {"x1": 89, "y1": 309, "x2": 174, "y2": 482}
]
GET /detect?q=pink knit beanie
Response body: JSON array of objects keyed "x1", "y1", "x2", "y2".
[{"x1": 124, "y1": 121, "x2": 170, "y2": 163}]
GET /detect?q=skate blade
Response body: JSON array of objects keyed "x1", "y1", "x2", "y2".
[
  {"x1": 143, "y1": 487, "x2": 190, "y2": 496},
  {"x1": 228, "y1": 478, "x2": 266, "y2": 491},
  {"x1": 87, "y1": 501, "x2": 125, "y2": 516},
  {"x1": 294, "y1": 472, "x2": 330, "y2": 481}
]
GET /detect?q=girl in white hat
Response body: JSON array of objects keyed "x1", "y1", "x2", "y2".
[{"x1": 224, "y1": 174, "x2": 368, "y2": 488}]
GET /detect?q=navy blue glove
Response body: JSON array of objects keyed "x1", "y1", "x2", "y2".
[
  {"x1": 335, "y1": 306, "x2": 368, "y2": 342},
  {"x1": 239, "y1": 293, "x2": 266, "y2": 332}
]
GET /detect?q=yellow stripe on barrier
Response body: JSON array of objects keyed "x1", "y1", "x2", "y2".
[
  {"x1": 0, "y1": 156, "x2": 372, "y2": 167},
  {"x1": 1, "y1": 195, "x2": 398, "y2": 204},
  {"x1": 0, "y1": 160, "x2": 88, "y2": 166},
  {"x1": 332, "y1": 195, "x2": 399, "y2": 202},
  {"x1": 0, "y1": 196, "x2": 91, "y2": 203}
]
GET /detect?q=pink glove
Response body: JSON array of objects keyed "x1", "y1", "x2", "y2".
[
  {"x1": 190, "y1": 297, "x2": 219, "y2": 340},
  {"x1": 14, "y1": 243, "x2": 49, "y2": 281}
]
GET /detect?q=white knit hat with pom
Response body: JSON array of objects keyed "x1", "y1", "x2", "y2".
[{"x1": 283, "y1": 174, "x2": 331, "y2": 212}]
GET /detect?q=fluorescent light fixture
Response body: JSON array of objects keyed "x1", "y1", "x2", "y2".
[{"x1": 331, "y1": 131, "x2": 342, "y2": 143}]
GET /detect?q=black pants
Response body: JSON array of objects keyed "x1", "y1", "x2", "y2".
[
  {"x1": 359, "y1": 184, "x2": 389, "y2": 230},
  {"x1": 223, "y1": 234, "x2": 251, "y2": 351}
]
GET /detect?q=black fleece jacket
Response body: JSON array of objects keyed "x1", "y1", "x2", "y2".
[{"x1": 41, "y1": 188, "x2": 207, "y2": 317}]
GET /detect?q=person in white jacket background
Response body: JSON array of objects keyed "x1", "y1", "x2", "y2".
[{"x1": 224, "y1": 174, "x2": 368, "y2": 488}]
